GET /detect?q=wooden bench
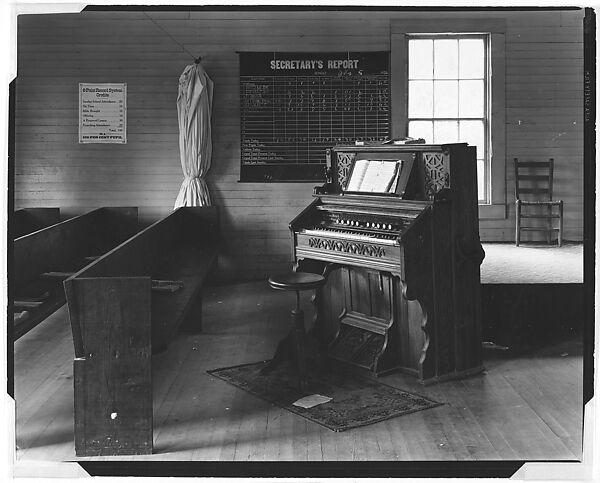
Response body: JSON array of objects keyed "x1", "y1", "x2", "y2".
[
  {"x1": 63, "y1": 206, "x2": 219, "y2": 456},
  {"x1": 13, "y1": 207, "x2": 61, "y2": 238},
  {"x1": 11, "y1": 207, "x2": 138, "y2": 340}
]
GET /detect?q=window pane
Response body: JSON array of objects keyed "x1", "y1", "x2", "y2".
[
  {"x1": 408, "y1": 80, "x2": 433, "y2": 117},
  {"x1": 433, "y1": 120, "x2": 458, "y2": 144},
  {"x1": 477, "y1": 159, "x2": 485, "y2": 201},
  {"x1": 408, "y1": 120, "x2": 433, "y2": 143},
  {"x1": 409, "y1": 39, "x2": 433, "y2": 79},
  {"x1": 459, "y1": 120, "x2": 485, "y2": 158},
  {"x1": 434, "y1": 39, "x2": 458, "y2": 79},
  {"x1": 459, "y1": 38, "x2": 485, "y2": 79},
  {"x1": 459, "y1": 80, "x2": 484, "y2": 117},
  {"x1": 433, "y1": 80, "x2": 458, "y2": 118}
]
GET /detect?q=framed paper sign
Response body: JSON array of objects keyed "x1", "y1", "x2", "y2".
[{"x1": 79, "y1": 83, "x2": 127, "y2": 144}]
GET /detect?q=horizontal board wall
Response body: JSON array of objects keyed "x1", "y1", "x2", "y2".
[{"x1": 14, "y1": 9, "x2": 585, "y2": 280}]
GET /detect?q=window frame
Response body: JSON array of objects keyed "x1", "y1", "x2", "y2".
[
  {"x1": 406, "y1": 34, "x2": 489, "y2": 203},
  {"x1": 391, "y1": 18, "x2": 506, "y2": 219}
]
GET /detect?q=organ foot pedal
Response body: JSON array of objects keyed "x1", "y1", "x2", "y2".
[{"x1": 328, "y1": 324, "x2": 387, "y2": 375}]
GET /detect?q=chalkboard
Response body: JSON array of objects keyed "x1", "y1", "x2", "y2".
[{"x1": 239, "y1": 52, "x2": 390, "y2": 182}]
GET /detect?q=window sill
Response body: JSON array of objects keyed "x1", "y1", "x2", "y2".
[{"x1": 478, "y1": 203, "x2": 506, "y2": 220}]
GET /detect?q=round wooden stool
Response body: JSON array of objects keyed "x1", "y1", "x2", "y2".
[{"x1": 261, "y1": 272, "x2": 325, "y2": 390}]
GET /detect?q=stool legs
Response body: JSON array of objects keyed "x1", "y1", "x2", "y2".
[
  {"x1": 261, "y1": 290, "x2": 309, "y2": 390},
  {"x1": 260, "y1": 333, "x2": 291, "y2": 374},
  {"x1": 291, "y1": 305, "x2": 308, "y2": 390}
]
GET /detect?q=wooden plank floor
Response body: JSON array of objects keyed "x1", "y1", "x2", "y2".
[{"x1": 13, "y1": 280, "x2": 584, "y2": 463}]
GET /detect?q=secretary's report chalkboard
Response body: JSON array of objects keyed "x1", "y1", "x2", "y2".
[{"x1": 239, "y1": 52, "x2": 390, "y2": 182}]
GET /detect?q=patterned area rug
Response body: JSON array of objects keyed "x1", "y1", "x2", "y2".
[{"x1": 207, "y1": 361, "x2": 442, "y2": 432}]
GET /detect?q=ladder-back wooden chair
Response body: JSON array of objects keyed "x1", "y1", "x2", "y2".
[{"x1": 514, "y1": 157, "x2": 563, "y2": 246}]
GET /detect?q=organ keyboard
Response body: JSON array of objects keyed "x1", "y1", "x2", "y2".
[{"x1": 289, "y1": 143, "x2": 485, "y2": 384}]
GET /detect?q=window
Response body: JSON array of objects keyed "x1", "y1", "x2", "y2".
[
  {"x1": 407, "y1": 35, "x2": 489, "y2": 202},
  {"x1": 390, "y1": 18, "x2": 506, "y2": 218}
]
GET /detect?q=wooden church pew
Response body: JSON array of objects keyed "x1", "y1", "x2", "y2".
[
  {"x1": 63, "y1": 206, "x2": 219, "y2": 456},
  {"x1": 12, "y1": 207, "x2": 61, "y2": 239},
  {"x1": 11, "y1": 207, "x2": 139, "y2": 339}
]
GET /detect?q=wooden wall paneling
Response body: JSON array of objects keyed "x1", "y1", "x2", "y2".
[
  {"x1": 502, "y1": 10, "x2": 584, "y2": 245},
  {"x1": 14, "y1": 9, "x2": 585, "y2": 281}
]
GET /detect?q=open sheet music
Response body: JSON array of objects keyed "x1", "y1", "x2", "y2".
[{"x1": 346, "y1": 159, "x2": 402, "y2": 193}]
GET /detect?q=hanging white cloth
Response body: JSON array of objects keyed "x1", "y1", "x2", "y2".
[{"x1": 174, "y1": 61, "x2": 214, "y2": 208}]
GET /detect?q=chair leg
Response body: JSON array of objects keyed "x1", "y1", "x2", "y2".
[
  {"x1": 547, "y1": 204, "x2": 552, "y2": 244},
  {"x1": 558, "y1": 201, "x2": 564, "y2": 247},
  {"x1": 515, "y1": 201, "x2": 521, "y2": 246}
]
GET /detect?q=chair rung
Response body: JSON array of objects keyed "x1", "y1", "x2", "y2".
[
  {"x1": 516, "y1": 161, "x2": 551, "y2": 167},
  {"x1": 518, "y1": 200, "x2": 562, "y2": 205},
  {"x1": 519, "y1": 227, "x2": 560, "y2": 231},
  {"x1": 517, "y1": 175, "x2": 549, "y2": 181},
  {"x1": 518, "y1": 188, "x2": 550, "y2": 194},
  {"x1": 519, "y1": 214, "x2": 561, "y2": 219}
]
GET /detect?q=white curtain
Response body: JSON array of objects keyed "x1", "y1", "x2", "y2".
[{"x1": 174, "y1": 62, "x2": 214, "y2": 208}]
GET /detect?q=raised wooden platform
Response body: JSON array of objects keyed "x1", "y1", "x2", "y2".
[
  {"x1": 479, "y1": 243, "x2": 585, "y2": 353},
  {"x1": 481, "y1": 243, "x2": 583, "y2": 284}
]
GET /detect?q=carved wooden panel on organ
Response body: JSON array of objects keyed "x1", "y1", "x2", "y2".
[
  {"x1": 422, "y1": 152, "x2": 451, "y2": 198},
  {"x1": 336, "y1": 152, "x2": 356, "y2": 191}
]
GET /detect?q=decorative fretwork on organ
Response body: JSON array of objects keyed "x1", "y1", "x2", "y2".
[{"x1": 289, "y1": 143, "x2": 485, "y2": 384}]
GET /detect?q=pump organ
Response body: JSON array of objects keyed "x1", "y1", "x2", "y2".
[{"x1": 289, "y1": 143, "x2": 485, "y2": 384}]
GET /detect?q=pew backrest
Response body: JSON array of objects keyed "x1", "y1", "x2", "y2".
[
  {"x1": 13, "y1": 208, "x2": 61, "y2": 239},
  {"x1": 65, "y1": 206, "x2": 219, "y2": 358},
  {"x1": 13, "y1": 207, "x2": 139, "y2": 294}
]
